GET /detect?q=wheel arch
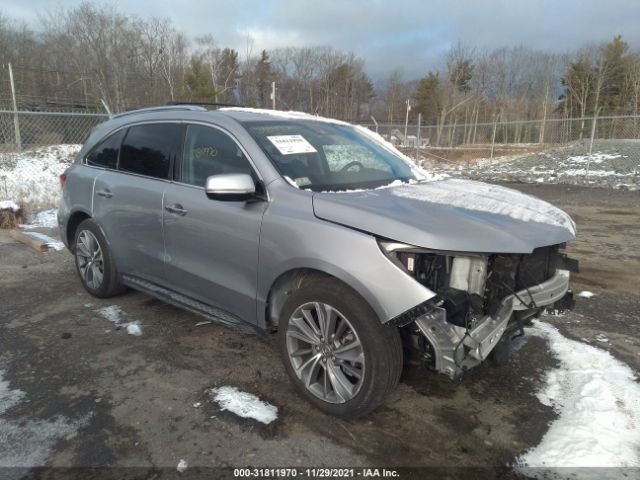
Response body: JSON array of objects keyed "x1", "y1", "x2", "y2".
[
  {"x1": 66, "y1": 209, "x2": 92, "y2": 250},
  {"x1": 263, "y1": 265, "x2": 385, "y2": 331}
]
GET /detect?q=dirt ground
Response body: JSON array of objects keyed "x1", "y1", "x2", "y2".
[{"x1": 0, "y1": 183, "x2": 639, "y2": 479}]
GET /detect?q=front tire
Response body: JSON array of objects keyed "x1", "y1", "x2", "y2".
[
  {"x1": 278, "y1": 279, "x2": 403, "y2": 418},
  {"x1": 73, "y1": 219, "x2": 125, "y2": 298}
]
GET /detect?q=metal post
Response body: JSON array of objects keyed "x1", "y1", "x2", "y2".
[
  {"x1": 101, "y1": 99, "x2": 113, "y2": 119},
  {"x1": 415, "y1": 113, "x2": 422, "y2": 161},
  {"x1": 585, "y1": 113, "x2": 598, "y2": 183},
  {"x1": 370, "y1": 115, "x2": 378, "y2": 134},
  {"x1": 490, "y1": 116, "x2": 498, "y2": 160},
  {"x1": 8, "y1": 63, "x2": 21, "y2": 151},
  {"x1": 403, "y1": 99, "x2": 411, "y2": 145},
  {"x1": 270, "y1": 82, "x2": 276, "y2": 110}
]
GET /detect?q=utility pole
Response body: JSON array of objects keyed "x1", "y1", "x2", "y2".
[
  {"x1": 404, "y1": 99, "x2": 411, "y2": 145},
  {"x1": 8, "y1": 63, "x2": 21, "y2": 151},
  {"x1": 272, "y1": 81, "x2": 276, "y2": 110},
  {"x1": 586, "y1": 110, "x2": 599, "y2": 183},
  {"x1": 490, "y1": 115, "x2": 498, "y2": 160},
  {"x1": 416, "y1": 113, "x2": 422, "y2": 161}
]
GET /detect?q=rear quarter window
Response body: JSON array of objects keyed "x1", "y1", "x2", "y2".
[
  {"x1": 86, "y1": 129, "x2": 126, "y2": 169},
  {"x1": 119, "y1": 123, "x2": 182, "y2": 179}
]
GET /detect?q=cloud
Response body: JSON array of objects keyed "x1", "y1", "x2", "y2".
[{"x1": 3, "y1": 0, "x2": 639, "y2": 80}]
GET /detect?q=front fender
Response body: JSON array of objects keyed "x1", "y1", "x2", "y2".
[{"x1": 257, "y1": 190, "x2": 435, "y2": 325}]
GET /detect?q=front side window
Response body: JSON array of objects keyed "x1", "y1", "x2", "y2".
[
  {"x1": 246, "y1": 121, "x2": 415, "y2": 191},
  {"x1": 180, "y1": 124, "x2": 254, "y2": 187},
  {"x1": 119, "y1": 123, "x2": 181, "y2": 179},
  {"x1": 86, "y1": 129, "x2": 126, "y2": 169}
]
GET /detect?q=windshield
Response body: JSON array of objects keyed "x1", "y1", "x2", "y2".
[{"x1": 245, "y1": 121, "x2": 416, "y2": 191}]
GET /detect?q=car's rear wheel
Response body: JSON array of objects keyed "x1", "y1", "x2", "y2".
[
  {"x1": 73, "y1": 219, "x2": 125, "y2": 298},
  {"x1": 278, "y1": 279, "x2": 402, "y2": 418}
]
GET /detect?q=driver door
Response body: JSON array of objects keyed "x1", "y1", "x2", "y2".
[{"x1": 162, "y1": 123, "x2": 267, "y2": 324}]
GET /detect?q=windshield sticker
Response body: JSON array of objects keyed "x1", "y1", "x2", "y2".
[{"x1": 267, "y1": 135, "x2": 317, "y2": 155}]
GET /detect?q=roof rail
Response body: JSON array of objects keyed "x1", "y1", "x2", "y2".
[
  {"x1": 166, "y1": 101, "x2": 243, "y2": 109},
  {"x1": 113, "y1": 105, "x2": 207, "y2": 119}
]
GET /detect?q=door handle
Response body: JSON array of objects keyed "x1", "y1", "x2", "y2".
[
  {"x1": 96, "y1": 189, "x2": 113, "y2": 198},
  {"x1": 165, "y1": 204, "x2": 188, "y2": 216}
]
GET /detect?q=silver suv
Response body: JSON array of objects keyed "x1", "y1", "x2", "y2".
[{"x1": 59, "y1": 106, "x2": 578, "y2": 417}]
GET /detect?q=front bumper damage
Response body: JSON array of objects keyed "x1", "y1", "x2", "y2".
[{"x1": 414, "y1": 269, "x2": 571, "y2": 379}]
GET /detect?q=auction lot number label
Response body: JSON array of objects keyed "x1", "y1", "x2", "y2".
[{"x1": 233, "y1": 468, "x2": 399, "y2": 478}]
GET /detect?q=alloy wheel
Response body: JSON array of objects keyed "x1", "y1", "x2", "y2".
[
  {"x1": 75, "y1": 230, "x2": 104, "y2": 290},
  {"x1": 285, "y1": 302, "x2": 365, "y2": 404}
]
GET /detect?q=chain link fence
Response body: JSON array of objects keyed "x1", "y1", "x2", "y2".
[
  {"x1": 0, "y1": 110, "x2": 108, "y2": 151},
  {"x1": 367, "y1": 115, "x2": 640, "y2": 190},
  {"x1": 0, "y1": 110, "x2": 108, "y2": 208},
  {"x1": 1, "y1": 107, "x2": 639, "y2": 210},
  {"x1": 369, "y1": 115, "x2": 640, "y2": 149}
]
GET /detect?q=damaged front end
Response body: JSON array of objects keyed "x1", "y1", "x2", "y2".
[{"x1": 380, "y1": 241, "x2": 578, "y2": 380}]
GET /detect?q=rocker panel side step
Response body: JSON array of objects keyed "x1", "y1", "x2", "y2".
[{"x1": 121, "y1": 274, "x2": 262, "y2": 334}]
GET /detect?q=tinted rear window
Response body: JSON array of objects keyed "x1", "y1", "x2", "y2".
[
  {"x1": 86, "y1": 130, "x2": 126, "y2": 169},
  {"x1": 119, "y1": 124, "x2": 181, "y2": 179}
]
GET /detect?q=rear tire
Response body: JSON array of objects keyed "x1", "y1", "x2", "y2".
[
  {"x1": 278, "y1": 279, "x2": 402, "y2": 418},
  {"x1": 73, "y1": 219, "x2": 126, "y2": 298}
]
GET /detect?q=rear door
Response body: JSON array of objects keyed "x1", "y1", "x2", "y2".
[
  {"x1": 162, "y1": 123, "x2": 267, "y2": 323},
  {"x1": 93, "y1": 122, "x2": 182, "y2": 283}
]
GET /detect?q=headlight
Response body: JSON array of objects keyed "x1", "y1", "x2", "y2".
[{"x1": 378, "y1": 240, "x2": 423, "y2": 254}]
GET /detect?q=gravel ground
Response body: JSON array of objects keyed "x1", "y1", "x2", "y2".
[
  {"x1": 0, "y1": 183, "x2": 638, "y2": 479},
  {"x1": 427, "y1": 140, "x2": 640, "y2": 190}
]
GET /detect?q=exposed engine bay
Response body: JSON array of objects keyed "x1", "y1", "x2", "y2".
[{"x1": 382, "y1": 242, "x2": 579, "y2": 379}]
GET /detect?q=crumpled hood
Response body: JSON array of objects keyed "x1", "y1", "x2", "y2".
[{"x1": 312, "y1": 179, "x2": 576, "y2": 254}]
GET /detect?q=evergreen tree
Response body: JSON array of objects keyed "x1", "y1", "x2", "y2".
[
  {"x1": 598, "y1": 35, "x2": 629, "y2": 112},
  {"x1": 415, "y1": 72, "x2": 440, "y2": 124},
  {"x1": 449, "y1": 58, "x2": 474, "y2": 93},
  {"x1": 184, "y1": 56, "x2": 216, "y2": 100},
  {"x1": 255, "y1": 49, "x2": 273, "y2": 108}
]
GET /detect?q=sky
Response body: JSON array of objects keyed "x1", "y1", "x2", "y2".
[{"x1": 3, "y1": 0, "x2": 640, "y2": 81}]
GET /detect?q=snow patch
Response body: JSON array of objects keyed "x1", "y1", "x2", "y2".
[
  {"x1": 0, "y1": 367, "x2": 88, "y2": 467},
  {"x1": 210, "y1": 386, "x2": 277, "y2": 424},
  {"x1": 517, "y1": 321, "x2": 640, "y2": 469},
  {"x1": 392, "y1": 178, "x2": 576, "y2": 234},
  {"x1": 320, "y1": 178, "x2": 418, "y2": 194},
  {"x1": 0, "y1": 200, "x2": 20, "y2": 212},
  {"x1": 283, "y1": 176, "x2": 300, "y2": 188},
  {"x1": 176, "y1": 459, "x2": 188, "y2": 473},
  {"x1": 563, "y1": 169, "x2": 619, "y2": 177},
  {"x1": 431, "y1": 145, "x2": 638, "y2": 190},
  {"x1": 0, "y1": 144, "x2": 80, "y2": 207},
  {"x1": 0, "y1": 414, "x2": 88, "y2": 467},
  {"x1": 0, "y1": 369, "x2": 25, "y2": 416},
  {"x1": 577, "y1": 291, "x2": 595, "y2": 298},
  {"x1": 21, "y1": 209, "x2": 58, "y2": 229},
  {"x1": 125, "y1": 322, "x2": 143, "y2": 336},
  {"x1": 220, "y1": 107, "x2": 350, "y2": 125},
  {"x1": 566, "y1": 153, "x2": 622, "y2": 164},
  {"x1": 96, "y1": 305, "x2": 123, "y2": 323},
  {"x1": 95, "y1": 306, "x2": 142, "y2": 336},
  {"x1": 21, "y1": 231, "x2": 65, "y2": 251}
]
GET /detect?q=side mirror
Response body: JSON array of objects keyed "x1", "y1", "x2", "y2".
[{"x1": 205, "y1": 173, "x2": 256, "y2": 201}]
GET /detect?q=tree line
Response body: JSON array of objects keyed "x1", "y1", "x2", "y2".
[{"x1": 0, "y1": 2, "x2": 638, "y2": 130}]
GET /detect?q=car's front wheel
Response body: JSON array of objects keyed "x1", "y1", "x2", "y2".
[
  {"x1": 279, "y1": 279, "x2": 403, "y2": 418},
  {"x1": 73, "y1": 219, "x2": 125, "y2": 298}
]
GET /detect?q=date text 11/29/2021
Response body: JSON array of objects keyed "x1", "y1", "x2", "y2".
[{"x1": 233, "y1": 468, "x2": 399, "y2": 478}]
